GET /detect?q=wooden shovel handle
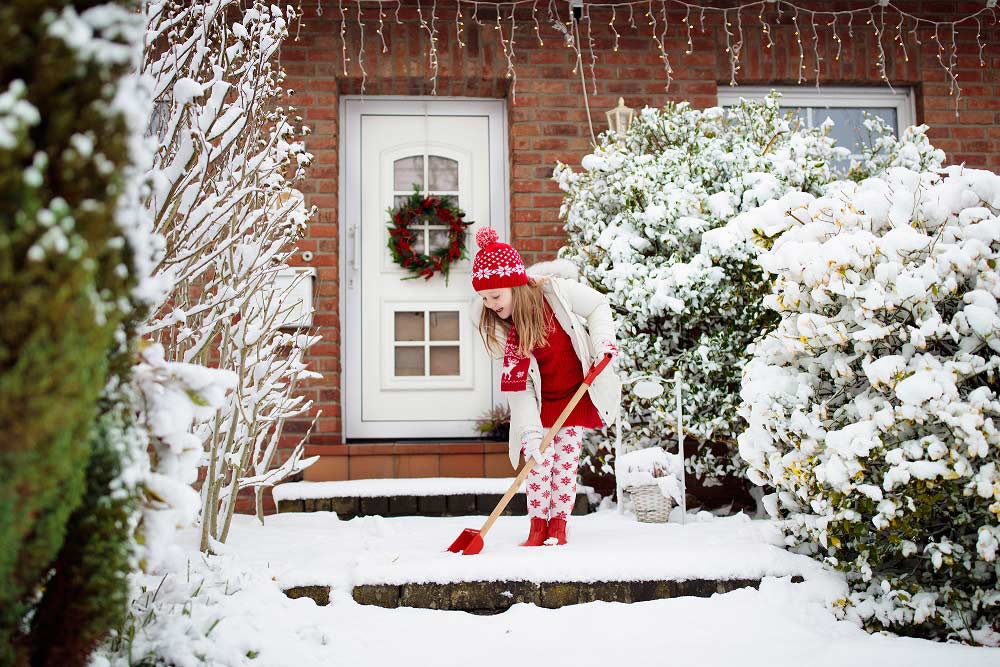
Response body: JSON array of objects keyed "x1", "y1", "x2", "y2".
[{"x1": 476, "y1": 353, "x2": 614, "y2": 539}]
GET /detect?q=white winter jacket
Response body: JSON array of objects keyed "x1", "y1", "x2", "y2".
[{"x1": 469, "y1": 274, "x2": 622, "y2": 469}]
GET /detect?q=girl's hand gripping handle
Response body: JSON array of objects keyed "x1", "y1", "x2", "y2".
[{"x1": 583, "y1": 352, "x2": 614, "y2": 386}]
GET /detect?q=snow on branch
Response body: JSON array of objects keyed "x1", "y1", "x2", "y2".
[{"x1": 138, "y1": 0, "x2": 319, "y2": 551}]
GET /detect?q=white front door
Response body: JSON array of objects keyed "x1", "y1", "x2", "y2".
[{"x1": 342, "y1": 98, "x2": 508, "y2": 439}]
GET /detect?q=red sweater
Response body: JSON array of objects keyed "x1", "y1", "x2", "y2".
[{"x1": 531, "y1": 297, "x2": 604, "y2": 429}]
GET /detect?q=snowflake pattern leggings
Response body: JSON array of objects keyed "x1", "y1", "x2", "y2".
[{"x1": 520, "y1": 426, "x2": 584, "y2": 521}]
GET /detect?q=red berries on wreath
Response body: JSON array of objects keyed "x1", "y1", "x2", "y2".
[{"x1": 386, "y1": 185, "x2": 473, "y2": 286}]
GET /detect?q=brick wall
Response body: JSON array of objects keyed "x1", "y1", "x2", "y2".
[{"x1": 238, "y1": 0, "x2": 1000, "y2": 513}]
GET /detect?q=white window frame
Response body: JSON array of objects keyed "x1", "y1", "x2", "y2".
[
  {"x1": 384, "y1": 304, "x2": 465, "y2": 386},
  {"x1": 717, "y1": 86, "x2": 915, "y2": 159}
]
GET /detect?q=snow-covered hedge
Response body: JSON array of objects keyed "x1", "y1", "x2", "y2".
[
  {"x1": 847, "y1": 115, "x2": 948, "y2": 183},
  {"x1": 738, "y1": 166, "x2": 1000, "y2": 643},
  {"x1": 553, "y1": 94, "x2": 848, "y2": 487},
  {"x1": 0, "y1": 2, "x2": 160, "y2": 662}
]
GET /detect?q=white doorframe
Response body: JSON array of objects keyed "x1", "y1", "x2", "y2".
[{"x1": 339, "y1": 97, "x2": 509, "y2": 441}]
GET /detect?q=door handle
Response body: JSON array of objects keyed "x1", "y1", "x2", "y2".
[{"x1": 348, "y1": 223, "x2": 358, "y2": 272}]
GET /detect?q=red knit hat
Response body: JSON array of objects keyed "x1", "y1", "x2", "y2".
[{"x1": 472, "y1": 227, "x2": 529, "y2": 291}]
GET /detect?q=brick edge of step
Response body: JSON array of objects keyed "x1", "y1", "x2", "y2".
[
  {"x1": 276, "y1": 492, "x2": 591, "y2": 518},
  {"x1": 283, "y1": 575, "x2": 807, "y2": 613}
]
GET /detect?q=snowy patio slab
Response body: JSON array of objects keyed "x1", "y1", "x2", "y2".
[
  {"x1": 271, "y1": 477, "x2": 595, "y2": 518},
  {"x1": 213, "y1": 505, "x2": 830, "y2": 612}
]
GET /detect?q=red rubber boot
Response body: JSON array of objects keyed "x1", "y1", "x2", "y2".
[
  {"x1": 520, "y1": 517, "x2": 549, "y2": 547},
  {"x1": 546, "y1": 517, "x2": 568, "y2": 545}
]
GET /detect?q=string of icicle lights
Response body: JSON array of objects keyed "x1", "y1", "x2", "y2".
[{"x1": 314, "y1": 0, "x2": 998, "y2": 115}]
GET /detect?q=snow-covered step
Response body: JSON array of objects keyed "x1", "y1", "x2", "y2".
[
  {"x1": 225, "y1": 510, "x2": 824, "y2": 615},
  {"x1": 284, "y1": 576, "x2": 806, "y2": 612},
  {"x1": 271, "y1": 478, "x2": 596, "y2": 518}
]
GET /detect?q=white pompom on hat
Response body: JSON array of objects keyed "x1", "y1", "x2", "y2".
[{"x1": 471, "y1": 227, "x2": 529, "y2": 291}]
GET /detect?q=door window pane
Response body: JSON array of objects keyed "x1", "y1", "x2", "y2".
[
  {"x1": 390, "y1": 308, "x2": 463, "y2": 378},
  {"x1": 429, "y1": 311, "x2": 459, "y2": 341},
  {"x1": 395, "y1": 346, "x2": 424, "y2": 376},
  {"x1": 394, "y1": 311, "x2": 424, "y2": 341},
  {"x1": 428, "y1": 156, "x2": 459, "y2": 191},
  {"x1": 428, "y1": 229, "x2": 451, "y2": 254},
  {"x1": 394, "y1": 156, "x2": 423, "y2": 191},
  {"x1": 429, "y1": 346, "x2": 460, "y2": 376}
]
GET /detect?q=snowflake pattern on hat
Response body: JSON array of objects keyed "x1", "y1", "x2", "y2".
[{"x1": 471, "y1": 226, "x2": 529, "y2": 292}]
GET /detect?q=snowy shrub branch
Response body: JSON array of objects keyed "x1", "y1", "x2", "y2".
[
  {"x1": 738, "y1": 166, "x2": 1000, "y2": 644},
  {"x1": 553, "y1": 93, "x2": 847, "y2": 488},
  {"x1": 847, "y1": 114, "x2": 947, "y2": 183},
  {"x1": 133, "y1": 341, "x2": 236, "y2": 573},
  {"x1": 138, "y1": 0, "x2": 320, "y2": 550}
]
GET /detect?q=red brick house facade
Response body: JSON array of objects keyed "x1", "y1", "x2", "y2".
[{"x1": 251, "y1": 0, "x2": 1000, "y2": 512}]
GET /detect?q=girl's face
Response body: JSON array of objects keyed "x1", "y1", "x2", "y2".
[{"x1": 477, "y1": 287, "x2": 513, "y2": 319}]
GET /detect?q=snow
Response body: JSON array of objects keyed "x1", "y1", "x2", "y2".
[
  {"x1": 47, "y1": 4, "x2": 137, "y2": 66},
  {"x1": 0, "y1": 80, "x2": 40, "y2": 150},
  {"x1": 197, "y1": 509, "x2": 822, "y2": 589},
  {"x1": 894, "y1": 370, "x2": 947, "y2": 405},
  {"x1": 273, "y1": 477, "x2": 540, "y2": 500},
  {"x1": 526, "y1": 257, "x2": 580, "y2": 280},
  {"x1": 172, "y1": 77, "x2": 204, "y2": 104},
  {"x1": 96, "y1": 508, "x2": 1000, "y2": 666}
]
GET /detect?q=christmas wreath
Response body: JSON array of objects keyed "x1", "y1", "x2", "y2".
[{"x1": 386, "y1": 185, "x2": 473, "y2": 285}]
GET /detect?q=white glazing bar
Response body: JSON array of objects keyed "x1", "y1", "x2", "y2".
[{"x1": 424, "y1": 309, "x2": 430, "y2": 377}]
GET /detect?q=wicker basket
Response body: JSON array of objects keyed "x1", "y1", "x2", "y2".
[{"x1": 625, "y1": 483, "x2": 674, "y2": 523}]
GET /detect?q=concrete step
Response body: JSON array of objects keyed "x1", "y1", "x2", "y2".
[
  {"x1": 272, "y1": 478, "x2": 594, "y2": 519},
  {"x1": 284, "y1": 575, "x2": 806, "y2": 613}
]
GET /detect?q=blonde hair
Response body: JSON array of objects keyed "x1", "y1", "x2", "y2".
[{"x1": 478, "y1": 275, "x2": 554, "y2": 359}]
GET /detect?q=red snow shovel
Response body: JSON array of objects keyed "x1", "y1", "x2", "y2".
[{"x1": 446, "y1": 352, "x2": 615, "y2": 555}]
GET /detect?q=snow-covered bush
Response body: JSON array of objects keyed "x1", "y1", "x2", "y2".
[
  {"x1": 554, "y1": 93, "x2": 848, "y2": 491},
  {"x1": 139, "y1": 0, "x2": 319, "y2": 549},
  {"x1": 0, "y1": 2, "x2": 162, "y2": 663},
  {"x1": 848, "y1": 114, "x2": 947, "y2": 183},
  {"x1": 133, "y1": 341, "x2": 237, "y2": 572},
  {"x1": 738, "y1": 166, "x2": 1000, "y2": 643}
]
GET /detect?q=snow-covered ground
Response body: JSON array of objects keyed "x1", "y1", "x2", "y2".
[
  {"x1": 122, "y1": 507, "x2": 1000, "y2": 667},
  {"x1": 217, "y1": 505, "x2": 821, "y2": 587}
]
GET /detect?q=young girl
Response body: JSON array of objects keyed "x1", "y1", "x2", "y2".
[{"x1": 471, "y1": 227, "x2": 621, "y2": 547}]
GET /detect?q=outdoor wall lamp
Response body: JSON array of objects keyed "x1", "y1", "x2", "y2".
[{"x1": 605, "y1": 97, "x2": 635, "y2": 144}]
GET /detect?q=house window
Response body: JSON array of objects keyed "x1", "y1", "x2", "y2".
[
  {"x1": 717, "y1": 86, "x2": 915, "y2": 167},
  {"x1": 392, "y1": 154, "x2": 461, "y2": 255}
]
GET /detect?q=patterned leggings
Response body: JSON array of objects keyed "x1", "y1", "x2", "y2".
[{"x1": 520, "y1": 426, "x2": 584, "y2": 521}]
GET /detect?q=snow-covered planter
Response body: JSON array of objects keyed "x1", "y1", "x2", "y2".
[
  {"x1": 554, "y1": 93, "x2": 847, "y2": 491},
  {"x1": 617, "y1": 446, "x2": 684, "y2": 522},
  {"x1": 738, "y1": 166, "x2": 1000, "y2": 644}
]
